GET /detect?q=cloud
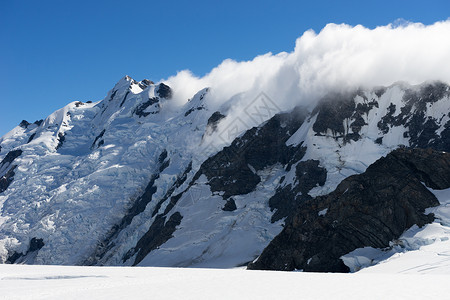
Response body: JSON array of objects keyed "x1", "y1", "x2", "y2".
[
  {"x1": 163, "y1": 20, "x2": 450, "y2": 112},
  {"x1": 162, "y1": 19, "x2": 450, "y2": 154},
  {"x1": 292, "y1": 21, "x2": 450, "y2": 95},
  {"x1": 160, "y1": 20, "x2": 450, "y2": 156}
]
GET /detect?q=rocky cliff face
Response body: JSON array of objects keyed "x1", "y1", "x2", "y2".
[
  {"x1": 248, "y1": 148, "x2": 450, "y2": 272},
  {"x1": 1, "y1": 77, "x2": 450, "y2": 270},
  {"x1": 0, "y1": 149, "x2": 22, "y2": 193}
]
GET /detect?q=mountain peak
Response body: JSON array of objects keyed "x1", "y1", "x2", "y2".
[{"x1": 1, "y1": 80, "x2": 450, "y2": 274}]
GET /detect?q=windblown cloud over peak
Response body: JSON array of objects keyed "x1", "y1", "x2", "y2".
[{"x1": 165, "y1": 20, "x2": 450, "y2": 111}]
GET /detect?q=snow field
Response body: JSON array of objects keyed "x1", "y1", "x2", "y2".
[{"x1": 1, "y1": 264, "x2": 449, "y2": 300}]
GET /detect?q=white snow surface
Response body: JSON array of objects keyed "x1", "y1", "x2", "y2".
[
  {"x1": 0, "y1": 76, "x2": 285, "y2": 267},
  {"x1": 1, "y1": 76, "x2": 450, "y2": 271},
  {"x1": 1, "y1": 264, "x2": 450, "y2": 300}
]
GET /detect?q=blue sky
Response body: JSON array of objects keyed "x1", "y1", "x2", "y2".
[{"x1": 1, "y1": 0, "x2": 449, "y2": 136}]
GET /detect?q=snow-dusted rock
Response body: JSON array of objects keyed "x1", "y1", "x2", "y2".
[{"x1": 1, "y1": 77, "x2": 450, "y2": 273}]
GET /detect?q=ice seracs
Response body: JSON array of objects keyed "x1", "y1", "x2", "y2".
[{"x1": 1, "y1": 77, "x2": 450, "y2": 274}]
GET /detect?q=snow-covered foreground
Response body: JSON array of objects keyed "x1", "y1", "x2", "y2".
[{"x1": 0, "y1": 265, "x2": 449, "y2": 300}]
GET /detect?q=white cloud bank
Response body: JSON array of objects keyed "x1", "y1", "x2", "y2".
[{"x1": 164, "y1": 20, "x2": 450, "y2": 112}]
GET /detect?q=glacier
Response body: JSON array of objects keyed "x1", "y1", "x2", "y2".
[{"x1": 1, "y1": 75, "x2": 450, "y2": 272}]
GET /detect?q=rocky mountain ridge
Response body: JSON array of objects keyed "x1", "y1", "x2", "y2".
[
  {"x1": 249, "y1": 148, "x2": 450, "y2": 271},
  {"x1": 1, "y1": 77, "x2": 450, "y2": 272}
]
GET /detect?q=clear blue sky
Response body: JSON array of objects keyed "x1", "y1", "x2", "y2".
[{"x1": 1, "y1": 0, "x2": 449, "y2": 136}]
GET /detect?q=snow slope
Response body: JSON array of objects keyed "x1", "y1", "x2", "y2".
[
  {"x1": 1, "y1": 265, "x2": 449, "y2": 300},
  {"x1": 1, "y1": 76, "x2": 450, "y2": 272},
  {"x1": 0, "y1": 77, "x2": 215, "y2": 264},
  {"x1": 0, "y1": 76, "x2": 285, "y2": 267}
]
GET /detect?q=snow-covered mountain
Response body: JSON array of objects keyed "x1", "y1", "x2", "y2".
[{"x1": 1, "y1": 75, "x2": 450, "y2": 272}]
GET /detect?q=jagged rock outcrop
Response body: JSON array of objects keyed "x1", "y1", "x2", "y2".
[
  {"x1": 156, "y1": 83, "x2": 172, "y2": 99},
  {"x1": 0, "y1": 149, "x2": 23, "y2": 194},
  {"x1": 248, "y1": 148, "x2": 450, "y2": 272},
  {"x1": 131, "y1": 212, "x2": 183, "y2": 265},
  {"x1": 0, "y1": 166, "x2": 17, "y2": 194},
  {"x1": 377, "y1": 82, "x2": 450, "y2": 150},
  {"x1": 195, "y1": 107, "x2": 308, "y2": 199},
  {"x1": 269, "y1": 160, "x2": 327, "y2": 222},
  {"x1": 206, "y1": 111, "x2": 226, "y2": 132},
  {"x1": 6, "y1": 237, "x2": 45, "y2": 264},
  {"x1": 134, "y1": 97, "x2": 160, "y2": 117},
  {"x1": 2, "y1": 76, "x2": 450, "y2": 269},
  {"x1": 312, "y1": 90, "x2": 378, "y2": 142}
]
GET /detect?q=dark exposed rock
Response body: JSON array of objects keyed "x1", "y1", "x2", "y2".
[
  {"x1": 122, "y1": 175, "x2": 159, "y2": 229},
  {"x1": 418, "y1": 81, "x2": 449, "y2": 103},
  {"x1": 159, "y1": 159, "x2": 170, "y2": 173},
  {"x1": 184, "y1": 106, "x2": 205, "y2": 117},
  {"x1": 437, "y1": 122, "x2": 450, "y2": 151},
  {"x1": 119, "y1": 91, "x2": 130, "y2": 107},
  {"x1": 84, "y1": 174, "x2": 160, "y2": 265},
  {"x1": 83, "y1": 152, "x2": 178, "y2": 265},
  {"x1": 207, "y1": 112, "x2": 226, "y2": 127},
  {"x1": 294, "y1": 160, "x2": 327, "y2": 194},
  {"x1": 130, "y1": 212, "x2": 182, "y2": 265},
  {"x1": 75, "y1": 101, "x2": 84, "y2": 107},
  {"x1": 350, "y1": 115, "x2": 366, "y2": 133},
  {"x1": 378, "y1": 103, "x2": 397, "y2": 134},
  {"x1": 27, "y1": 133, "x2": 36, "y2": 144},
  {"x1": 141, "y1": 79, "x2": 154, "y2": 86},
  {"x1": 86, "y1": 101, "x2": 93, "y2": 104},
  {"x1": 158, "y1": 149, "x2": 170, "y2": 172},
  {"x1": 19, "y1": 120, "x2": 30, "y2": 128},
  {"x1": 374, "y1": 86, "x2": 387, "y2": 98},
  {"x1": 312, "y1": 91, "x2": 377, "y2": 143},
  {"x1": 110, "y1": 90, "x2": 118, "y2": 101},
  {"x1": 393, "y1": 148, "x2": 450, "y2": 189},
  {"x1": 158, "y1": 150, "x2": 170, "y2": 172},
  {"x1": 138, "y1": 79, "x2": 154, "y2": 90},
  {"x1": 0, "y1": 149, "x2": 23, "y2": 194},
  {"x1": 0, "y1": 166, "x2": 17, "y2": 194},
  {"x1": 156, "y1": 83, "x2": 172, "y2": 99},
  {"x1": 377, "y1": 82, "x2": 450, "y2": 151},
  {"x1": 86, "y1": 153, "x2": 192, "y2": 265},
  {"x1": 91, "y1": 129, "x2": 106, "y2": 149},
  {"x1": 6, "y1": 237, "x2": 44, "y2": 264},
  {"x1": 1, "y1": 149, "x2": 23, "y2": 167},
  {"x1": 206, "y1": 111, "x2": 226, "y2": 133},
  {"x1": 411, "y1": 118, "x2": 440, "y2": 149},
  {"x1": 56, "y1": 132, "x2": 65, "y2": 150},
  {"x1": 152, "y1": 162, "x2": 193, "y2": 217},
  {"x1": 34, "y1": 119, "x2": 43, "y2": 126},
  {"x1": 194, "y1": 107, "x2": 308, "y2": 199},
  {"x1": 29, "y1": 237, "x2": 45, "y2": 252},
  {"x1": 134, "y1": 97, "x2": 159, "y2": 117},
  {"x1": 163, "y1": 193, "x2": 183, "y2": 215},
  {"x1": 158, "y1": 149, "x2": 168, "y2": 164},
  {"x1": 222, "y1": 198, "x2": 237, "y2": 211},
  {"x1": 269, "y1": 160, "x2": 326, "y2": 222},
  {"x1": 312, "y1": 93, "x2": 356, "y2": 136},
  {"x1": 6, "y1": 251, "x2": 22, "y2": 264},
  {"x1": 117, "y1": 162, "x2": 194, "y2": 264},
  {"x1": 310, "y1": 82, "x2": 450, "y2": 149},
  {"x1": 345, "y1": 132, "x2": 360, "y2": 142},
  {"x1": 268, "y1": 186, "x2": 295, "y2": 222},
  {"x1": 248, "y1": 148, "x2": 449, "y2": 272}
]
